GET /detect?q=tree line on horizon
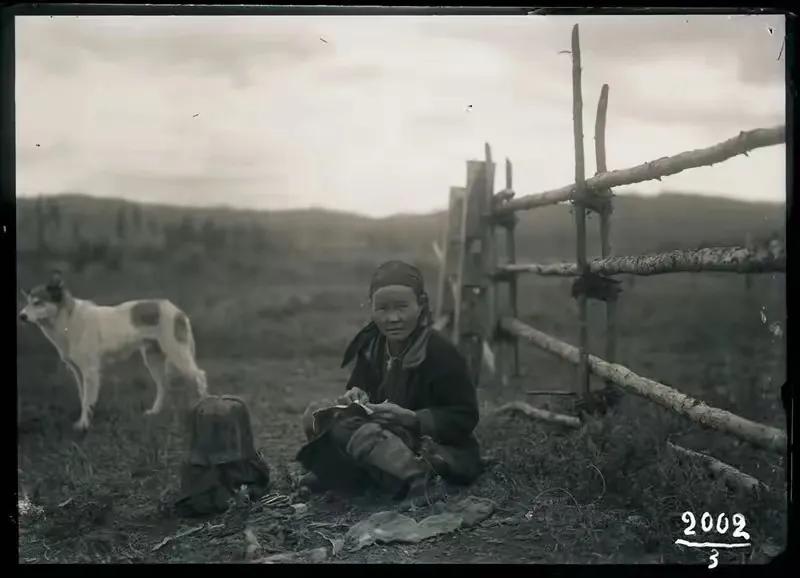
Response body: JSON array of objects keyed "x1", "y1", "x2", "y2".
[
  {"x1": 18, "y1": 196, "x2": 272, "y2": 274},
  {"x1": 15, "y1": 192, "x2": 785, "y2": 277}
]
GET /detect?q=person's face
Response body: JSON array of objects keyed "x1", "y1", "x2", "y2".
[{"x1": 370, "y1": 285, "x2": 421, "y2": 343}]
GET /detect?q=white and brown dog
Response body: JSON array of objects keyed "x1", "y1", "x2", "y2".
[{"x1": 18, "y1": 271, "x2": 208, "y2": 431}]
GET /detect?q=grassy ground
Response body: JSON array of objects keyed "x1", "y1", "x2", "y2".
[{"x1": 17, "y1": 256, "x2": 787, "y2": 564}]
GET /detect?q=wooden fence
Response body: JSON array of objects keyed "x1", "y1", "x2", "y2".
[{"x1": 432, "y1": 24, "x2": 786, "y2": 493}]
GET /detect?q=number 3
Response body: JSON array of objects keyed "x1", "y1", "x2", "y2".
[
  {"x1": 681, "y1": 511, "x2": 697, "y2": 536},
  {"x1": 708, "y1": 549, "x2": 719, "y2": 569}
]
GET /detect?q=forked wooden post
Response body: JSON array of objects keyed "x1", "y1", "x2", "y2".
[
  {"x1": 595, "y1": 83, "x2": 618, "y2": 390},
  {"x1": 571, "y1": 24, "x2": 591, "y2": 399}
]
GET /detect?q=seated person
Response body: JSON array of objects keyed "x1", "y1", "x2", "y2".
[{"x1": 296, "y1": 260, "x2": 483, "y2": 507}]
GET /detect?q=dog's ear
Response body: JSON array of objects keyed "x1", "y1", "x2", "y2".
[
  {"x1": 46, "y1": 271, "x2": 65, "y2": 302},
  {"x1": 47, "y1": 270, "x2": 64, "y2": 290}
]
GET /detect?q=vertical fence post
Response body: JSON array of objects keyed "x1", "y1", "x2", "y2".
[
  {"x1": 435, "y1": 187, "x2": 466, "y2": 333},
  {"x1": 452, "y1": 187, "x2": 470, "y2": 345},
  {"x1": 434, "y1": 194, "x2": 452, "y2": 323},
  {"x1": 458, "y1": 160, "x2": 489, "y2": 386},
  {"x1": 482, "y1": 143, "x2": 498, "y2": 383},
  {"x1": 571, "y1": 24, "x2": 591, "y2": 399},
  {"x1": 504, "y1": 158, "x2": 520, "y2": 379},
  {"x1": 595, "y1": 83, "x2": 617, "y2": 391}
]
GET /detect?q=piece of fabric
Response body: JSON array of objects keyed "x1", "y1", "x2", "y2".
[
  {"x1": 344, "y1": 496, "x2": 495, "y2": 551},
  {"x1": 296, "y1": 414, "x2": 373, "y2": 493},
  {"x1": 342, "y1": 320, "x2": 432, "y2": 373},
  {"x1": 368, "y1": 260, "x2": 426, "y2": 297}
]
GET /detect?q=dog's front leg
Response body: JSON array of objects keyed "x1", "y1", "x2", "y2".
[
  {"x1": 64, "y1": 359, "x2": 84, "y2": 406},
  {"x1": 74, "y1": 362, "x2": 100, "y2": 431}
]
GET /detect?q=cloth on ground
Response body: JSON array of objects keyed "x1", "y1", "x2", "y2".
[{"x1": 344, "y1": 495, "x2": 496, "y2": 551}]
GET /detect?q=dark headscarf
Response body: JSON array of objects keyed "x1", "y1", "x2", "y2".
[
  {"x1": 368, "y1": 260, "x2": 425, "y2": 297},
  {"x1": 341, "y1": 261, "x2": 432, "y2": 372}
]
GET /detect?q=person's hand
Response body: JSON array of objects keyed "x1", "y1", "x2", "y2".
[
  {"x1": 367, "y1": 401, "x2": 419, "y2": 431},
  {"x1": 336, "y1": 386, "x2": 369, "y2": 405}
]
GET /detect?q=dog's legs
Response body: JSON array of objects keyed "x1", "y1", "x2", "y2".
[
  {"x1": 74, "y1": 364, "x2": 100, "y2": 431},
  {"x1": 194, "y1": 367, "x2": 208, "y2": 399},
  {"x1": 141, "y1": 344, "x2": 168, "y2": 416},
  {"x1": 64, "y1": 360, "x2": 84, "y2": 408},
  {"x1": 163, "y1": 344, "x2": 208, "y2": 399}
]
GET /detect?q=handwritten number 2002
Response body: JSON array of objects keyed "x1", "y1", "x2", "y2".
[{"x1": 681, "y1": 512, "x2": 750, "y2": 540}]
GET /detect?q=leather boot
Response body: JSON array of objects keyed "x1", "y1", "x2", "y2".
[
  {"x1": 346, "y1": 423, "x2": 432, "y2": 498},
  {"x1": 298, "y1": 472, "x2": 325, "y2": 493},
  {"x1": 401, "y1": 472, "x2": 448, "y2": 510}
]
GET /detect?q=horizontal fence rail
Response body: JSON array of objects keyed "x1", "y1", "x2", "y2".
[
  {"x1": 494, "y1": 244, "x2": 786, "y2": 278},
  {"x1": 666, "y1": 442, "x2": 770, "y2": 496},
  {"x1": 494, "y1": 401, "x2": 581, "y2": 429},
  {"x1": 500, "y1": 316, "x2": 787, "y2": 454},
  {"x1": 492, "y1": 125, "x2": 785, "y2": 216}
]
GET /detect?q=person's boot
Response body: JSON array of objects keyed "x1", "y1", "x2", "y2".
[
  {"x1": 298, "y1": 471, "x2": 325, "y2": 493},
  {"x1": 347, "y1": 424, "x2": 445, "y2": 506},
  {"x1": 399, "y1": 471, "x2": 448, "y2": 511}
]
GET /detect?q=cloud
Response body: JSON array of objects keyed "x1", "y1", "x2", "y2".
[
  {"x1": 15, "y1": 14, "x2": 787, "y2": 217},
  {"x1": 418, "y1": 14, "x2": 785, "y2": 87},
  {"x1": 16, "y1": 16, "x2": 324, "y2": 87},
  {"x1": 58, "y1": 170, "x2": 292, "y2": 211}
]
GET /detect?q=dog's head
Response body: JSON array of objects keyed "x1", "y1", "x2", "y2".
[{"x1": 19, "y1": 270, "x2": 70, "y2": 325}]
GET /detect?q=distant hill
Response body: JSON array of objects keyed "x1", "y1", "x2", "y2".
[
  {"x1": 15, "y1": 191, "x2": 784, "y2": 262},
  {"x1": 510, "y1": 191, "x2": 785, "y2": 261}
]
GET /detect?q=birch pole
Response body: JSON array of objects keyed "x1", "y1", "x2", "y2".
[
  {"x1": 571, "y1": 24, "x2": 590, "y2": 399},
  {"x1": 494, "y1": 245, "x2": 787, "y2": 277},
  {"x1": 501, "y1": 316, "x2": 786, "y2": 454},
  {"x1": 493, "y1": 126, "x2": 785, "y2": 215},
  {"x1": 505, "y1": 158, "x2": 520, "y2": 378}
]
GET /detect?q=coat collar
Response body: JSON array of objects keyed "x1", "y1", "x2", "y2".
[{"x1": 341, "y1": 320, "x2": 431, "y2": 370}]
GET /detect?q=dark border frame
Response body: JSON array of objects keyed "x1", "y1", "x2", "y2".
[{"x1": 3, "y1": 3, "x2": 795, "y2": 572}]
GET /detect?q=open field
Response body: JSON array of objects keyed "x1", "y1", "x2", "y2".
[{"x1": 17, "y1": 194, "x2": 787, "y2": 564}]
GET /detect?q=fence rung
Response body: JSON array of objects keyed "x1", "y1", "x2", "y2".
[
  {"x1": 492, "y1": 125, "x2": 785, "y2": 216},
  {"x1": 500, "y1": 316, "x2": 786, "y2": 454},
  {"x1": 493, "y1": 244, "x2": 786, "y2": 278}
]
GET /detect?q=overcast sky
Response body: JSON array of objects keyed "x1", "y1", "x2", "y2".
[{"x1": 15, "y1": 14, "x2": 786, "y2": 218}]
